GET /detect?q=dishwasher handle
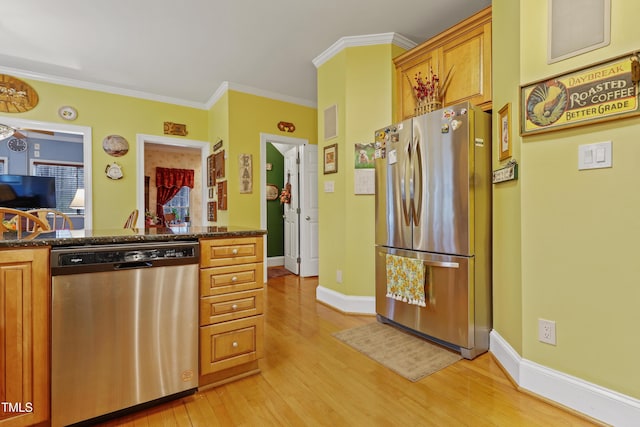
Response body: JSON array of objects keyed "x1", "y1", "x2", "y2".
[{"x1": 114, "y1": 261, "x2": 154, "y2": 270}]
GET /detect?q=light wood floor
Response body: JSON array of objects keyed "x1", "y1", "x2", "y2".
[{"x1": 98, "y1": 273, "x2": 600, "y2": 427}]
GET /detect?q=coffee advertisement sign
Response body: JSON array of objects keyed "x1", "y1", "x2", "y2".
[{"x1": 520, "y1": 53, "x2": 640, "y2": 135}]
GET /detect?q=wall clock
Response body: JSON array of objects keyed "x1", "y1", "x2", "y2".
[{"x1": 7, "y1": 137, "x2": 27, "y2": 152}]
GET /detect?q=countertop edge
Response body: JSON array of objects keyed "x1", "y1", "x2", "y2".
[{"x1": 0, "y1": 228, "x2": 267, "y2": 248}]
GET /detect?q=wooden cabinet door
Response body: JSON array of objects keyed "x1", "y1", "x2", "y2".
[
  {"x1": 393, "y1": 6, "x2": 492, "y2": 120},
  {"x1": 0, "y1": 248, "x2": 49, "y2": 427},
  {"x1": 440, "y1": 21, "x2": 492, "y2": 109}
]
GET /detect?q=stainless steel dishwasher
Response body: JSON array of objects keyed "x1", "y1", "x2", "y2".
[{"x1": 50, "y1": 241, "x2": 199, "y2": 427}]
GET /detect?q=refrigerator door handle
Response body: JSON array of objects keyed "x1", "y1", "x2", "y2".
[
  {"x1": 400, "y1": 142, "x2": 412, "y2": 225},
  {"x1": 412, "y1": 137, "x2": 423, "y2": 226}
]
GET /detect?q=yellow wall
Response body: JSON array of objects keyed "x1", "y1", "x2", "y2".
[
  {"x1": 317, "y1": 50, "x2": 348, "y2": 293},
  {"x1": 492, "y1": 0, "x2": 523, "y2": 354},
  {"x1": 0, "y1": 79, "x2": 208, "y2": 229},
  {"x1": 317, "y1": 43, "x2": 404, "y2": 296},
  {"x1": 516, "y1": 0, "x2": 640, "y2": 398},
  {"x1": 218, "y1": 90, "x2": 317, "y2": 228},
  {"x1": 207, "y1": 91, "x2": 230, "y2": 225}
]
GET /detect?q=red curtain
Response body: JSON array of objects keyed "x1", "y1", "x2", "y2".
[{"x1": 155, "y1": 167, "x2": 194, "y2": 218}]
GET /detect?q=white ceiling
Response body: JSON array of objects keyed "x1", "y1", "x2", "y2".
[{"x1": 0, "y1": 0, "x2": 491, "y2": 108}]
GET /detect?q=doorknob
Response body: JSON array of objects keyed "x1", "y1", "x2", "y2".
[{"x1": 305, "y1": 216, "x2": 311, "y2": 220}]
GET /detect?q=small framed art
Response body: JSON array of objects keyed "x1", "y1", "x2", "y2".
[
  {"x1": 498, "y1": 103, "x2": 512, "y2": 161},
  {"x1": 323, "y1": 143, "x2": 338, "y2": 174}
]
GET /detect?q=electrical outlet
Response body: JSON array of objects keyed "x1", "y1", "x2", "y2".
[
  {"x1": 538, "y1": 319, "x2": 557, "y2": 345},
  {"x1": 336, "y1": 269, "x2": 342, "y2": 284}
]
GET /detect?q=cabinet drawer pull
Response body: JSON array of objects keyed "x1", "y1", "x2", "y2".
[
  {"x1": 231, "y1": 304, "x2": 238, "y2": 310},
  {"x1": 232, "y1": 341, "x2": 239, "y2": 348},
  {"x1": 231, "y1": 276, "x2": 238, "y2": 282},
  {"x1": 231, "y1": 248, "x2": 238, "y2": 255}
]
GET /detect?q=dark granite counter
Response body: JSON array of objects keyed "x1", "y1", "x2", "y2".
[{"x1": 0, "y1": 225, "x2": 266, "y2": 248}]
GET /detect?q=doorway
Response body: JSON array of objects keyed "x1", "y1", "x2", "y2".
[
  {"x1": 260, "y1": 133, "x2": 318, "y2": 278},
  {"x1": 0, "y1": 115, "x2": 93, "y2": 228},
  {"x1": 135, "y1": 134, "x2": 209, "y2": 228}
]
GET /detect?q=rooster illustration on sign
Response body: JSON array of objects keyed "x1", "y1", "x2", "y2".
[{"x1": 526, "y1": 79, "x2": 568, "y2": 127}]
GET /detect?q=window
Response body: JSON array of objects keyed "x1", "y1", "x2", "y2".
[
  {"x1": 164, "y1": 186, "x2": 190, "y2": 222},
  {"x1": 33, "y1": 161, "x2": 84, "y2": 214}
]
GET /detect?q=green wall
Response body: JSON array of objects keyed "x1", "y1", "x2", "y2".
[{"x1": 266, "y1": 143, "x2": 284, "y2": 257}]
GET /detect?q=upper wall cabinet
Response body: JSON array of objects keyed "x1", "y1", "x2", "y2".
[{"x1": 394, "y1": 6, "x2": 492, "y2": 121}]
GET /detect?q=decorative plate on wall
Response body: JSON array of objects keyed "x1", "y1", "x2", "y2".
[
  {"x1": 58, "y1": 106, "x2": 78, "y2": 121},
  {"x1": 266, "y1": 184, "x2": 279, "y2": 201},
  {"x1": 105, "y1": 162, "x2": 123, "y2": 180},
  {"x1": 102, "y1": 135, "x2": 129, "y2": 157},
  {"x1": 0, "y1": 74, "x2": 39, "y2": 113}
]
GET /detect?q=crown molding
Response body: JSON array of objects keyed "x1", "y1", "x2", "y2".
[
  {"x1": 205, "y1": 81, "x2": 317, "y2": 109},
  {"x1": 312, "y1": 32, "x2": 417, "y2": 68},
  {"x1": 0, "y1": 65, "x2": 208, "y2": 110}
]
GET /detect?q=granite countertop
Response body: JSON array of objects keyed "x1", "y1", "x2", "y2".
[{"x1": 0, "y1": 225, "x2": 267, "y2": 248}]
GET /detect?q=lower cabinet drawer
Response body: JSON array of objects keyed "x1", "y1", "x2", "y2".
[
  {"x1": 200, "y1": 263, "x2": 262, "y2": 296},
  {"x1": 200, "y1": 316, "x2": 264, "y2": 376},
  {"x1": 200, "y1": 289, "x2": 264, "y2": 326}
]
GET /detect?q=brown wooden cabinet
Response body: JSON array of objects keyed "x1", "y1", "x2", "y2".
[
  {"x1": 394, "y1": 6, "x2": 492, "y2": 121},
  {"x1": 198, "y1": 236, "x2": 264, "y2": 388},
  {"x1": 0, "y1": 247, "x2": 49, "y2": 427}
]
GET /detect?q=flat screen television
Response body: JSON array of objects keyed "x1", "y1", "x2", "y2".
[{"x1": 0, "y1": 174, "x2": 57, "y2": 209}]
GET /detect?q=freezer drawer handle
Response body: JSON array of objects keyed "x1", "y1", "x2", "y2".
[
  {"x1": 377, "y1": 252, "x2": 459, "y2": 269},
  {"x1": 423, "y1": 260, "x2": 459, "y2": 269}
]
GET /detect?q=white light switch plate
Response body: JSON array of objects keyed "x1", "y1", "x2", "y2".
[
  {"x1": 324, "y1": 181, "x2": 335, "y2": 193},
  {"x1": 579, "y1": 141, "x2": 612, "y2": 170}
]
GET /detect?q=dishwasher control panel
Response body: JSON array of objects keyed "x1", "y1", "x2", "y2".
[
  {"x1": 51, "y1": 241, "x2": 199, "y2": 274},
  {"x1": 56, "y1": 246, "x2": 195, "y2": 266}
]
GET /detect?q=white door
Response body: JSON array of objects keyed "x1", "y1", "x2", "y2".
[
  {"x1": 283, "y1": 147, "x2": 299, "y2": 274},
  {"x1": 299, "y1": 144, "x2": 319, "y2": 277}
]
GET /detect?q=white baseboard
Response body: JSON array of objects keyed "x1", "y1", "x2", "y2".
[
  {"x1": 490, "y1": 330, "x2": 640, "y2": 426},
  {"x1": 267, "y1": 256, "x2": 284, "y2": 267},
  {"x1": 315, "y1": 285, "x2": 375, "y2": 315}
]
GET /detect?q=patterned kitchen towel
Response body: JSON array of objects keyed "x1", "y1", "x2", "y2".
[{"x1": 385, "y1": 254, "x2": 426, "y2": 307}]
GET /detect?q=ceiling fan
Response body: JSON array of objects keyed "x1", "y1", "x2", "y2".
[
  {"x1": 12, "y1": 128, "x2": 55, "y2": 139},
  {"x1": 0, "y1": 123, "x2": 54, "y2": 140}
]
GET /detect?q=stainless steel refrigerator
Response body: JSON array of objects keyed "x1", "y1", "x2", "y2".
[{"x1": 374, "y1": 101, "x2": 491, "y2": 359}]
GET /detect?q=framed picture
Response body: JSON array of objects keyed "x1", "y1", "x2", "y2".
[
  {"x1": 214, "y1": 150, "x2": 225, "y2": 179},
  {"x1": 207, "y1": 154, "x2": 216, "y2": 187},
  {"x1": 217, "y1": 181, "x2": 227, "y2": 210},
  {"x1": 498, "y1": 103, "x2": 512, "y2": 161},
  {"x1": 323, "y1": 143, "x2": 338, "y2": 174},
  {"x1": 207, "y1": 201, "x2": 217, "y2": 222}
]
